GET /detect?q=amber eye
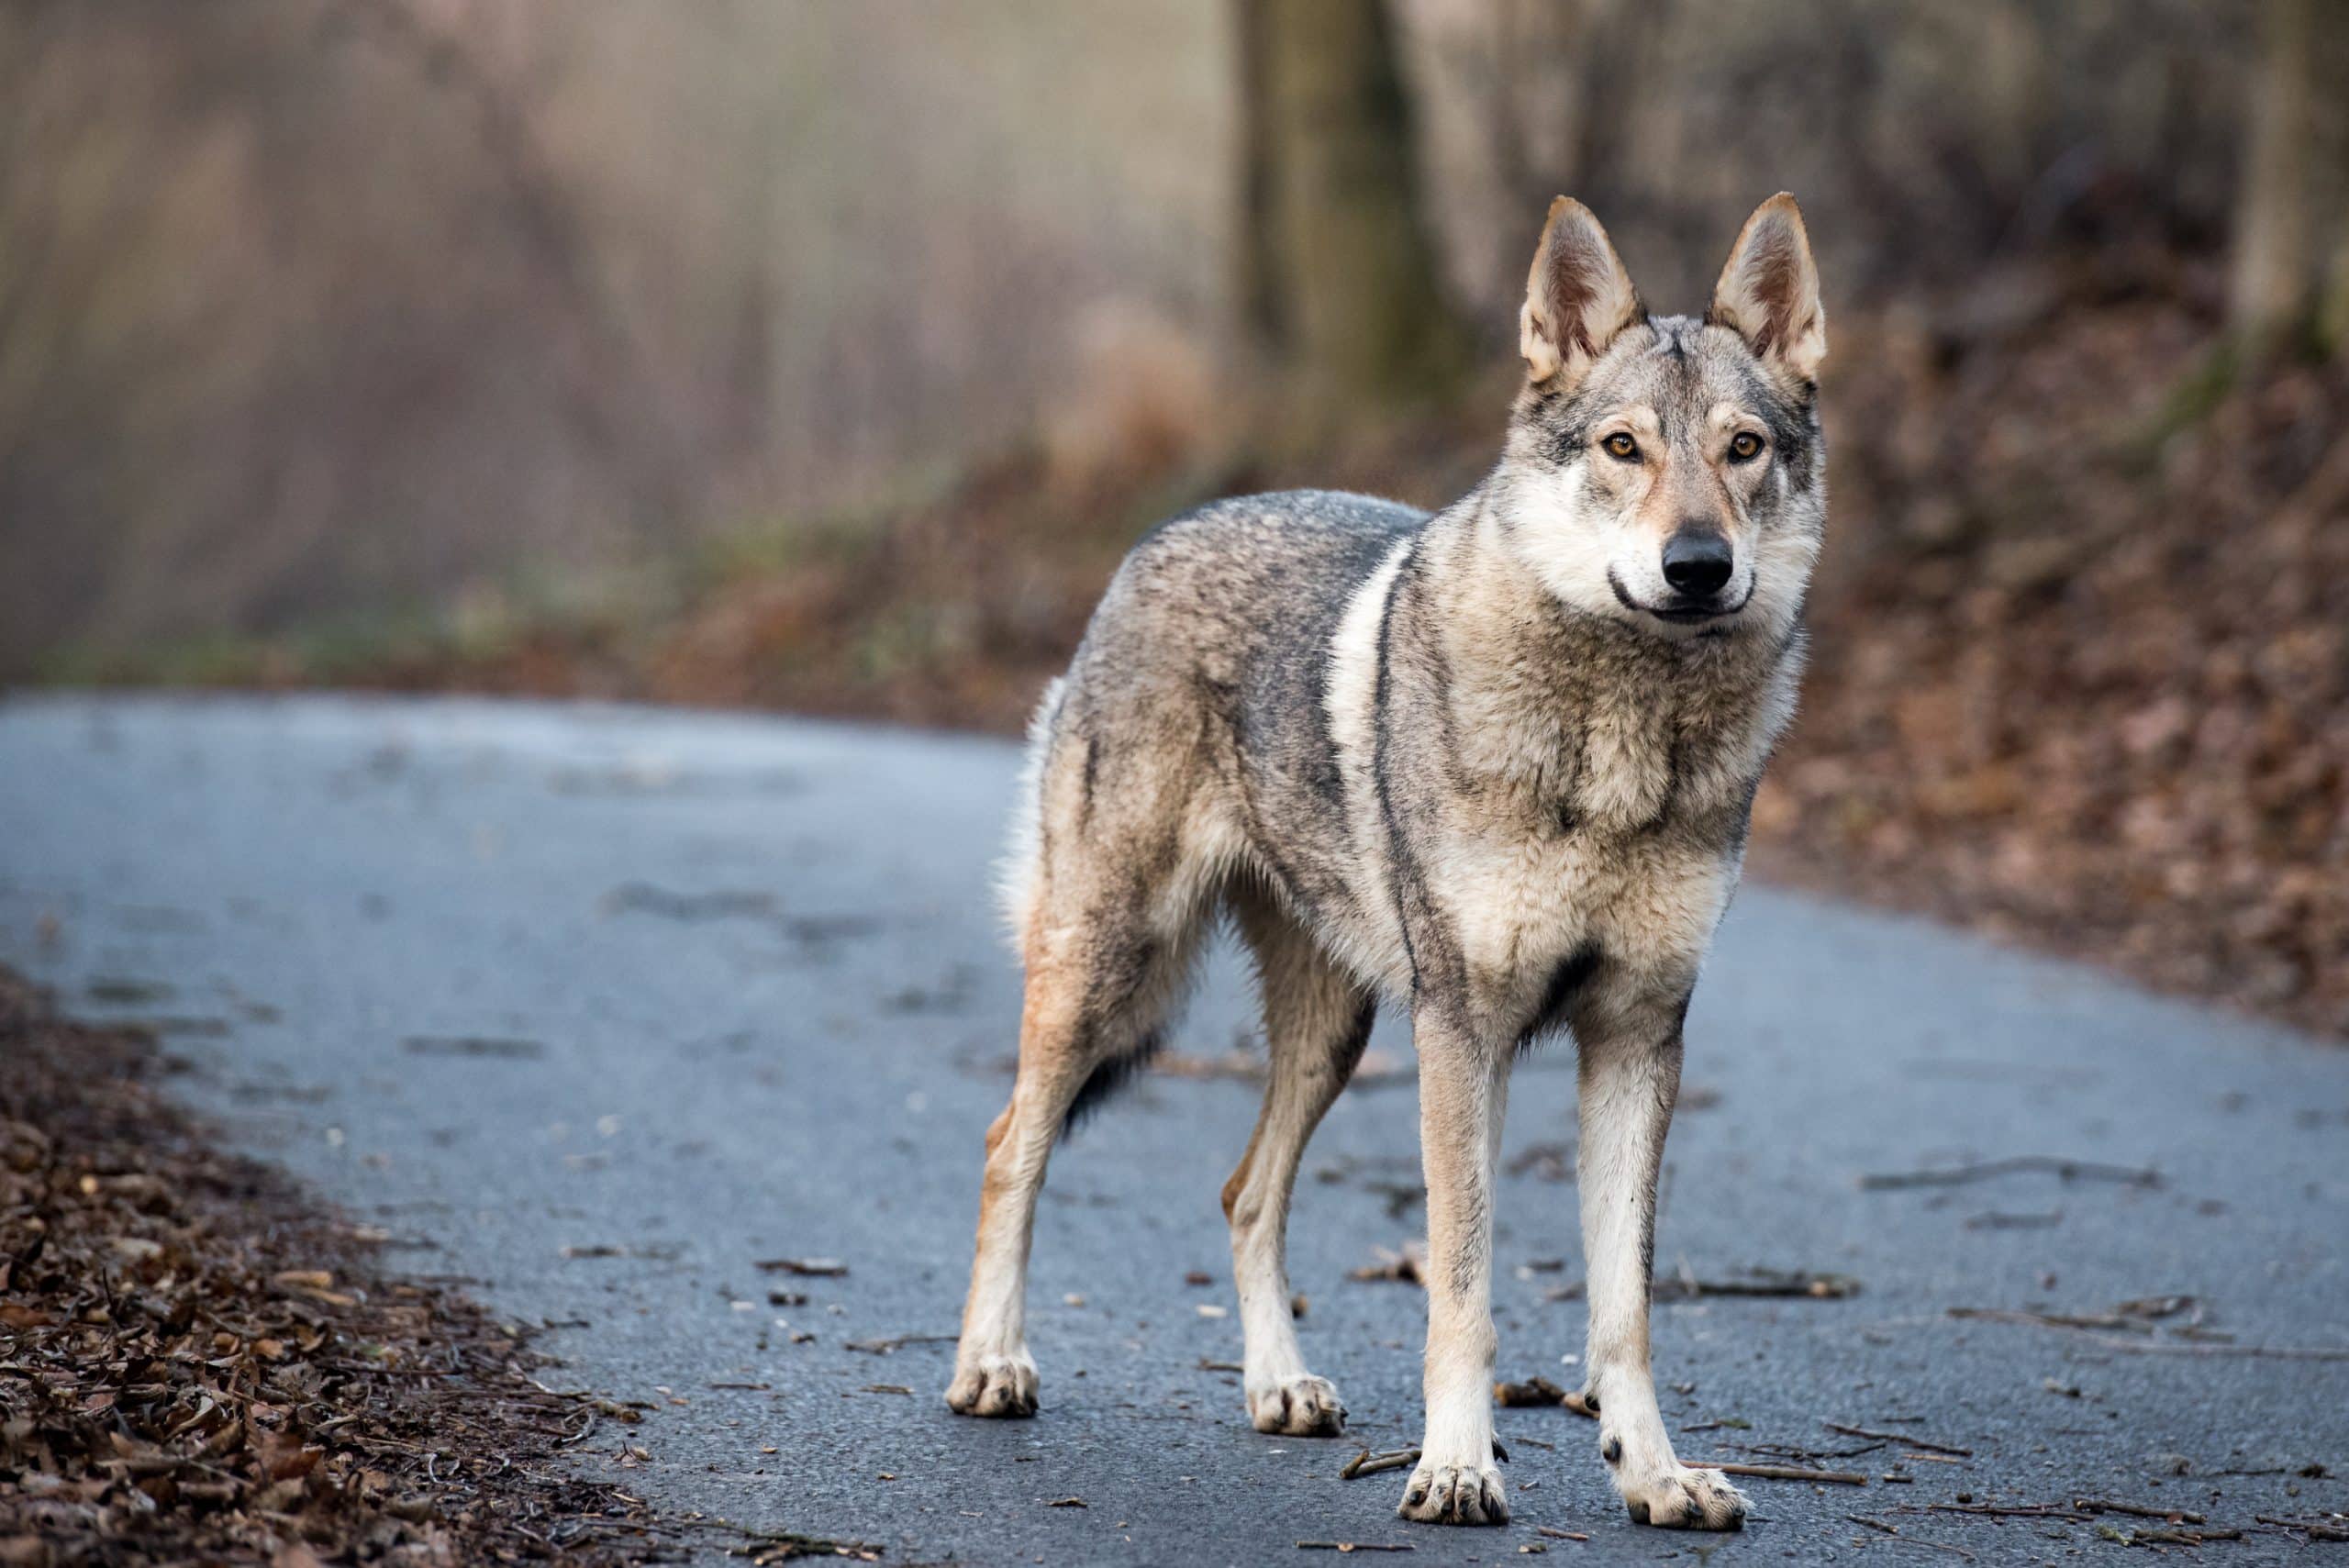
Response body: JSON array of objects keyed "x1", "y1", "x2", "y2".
[
  {"x1": 1601, "y1": 432, "x2": 1640, "y2": 461},
  {"x1": 1728, "y1": 431, "x2": 1765, "y2": 462}
]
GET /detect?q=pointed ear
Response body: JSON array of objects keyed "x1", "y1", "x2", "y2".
[
  {"x1": 1709, "y1": 193, "x2": 1825, "y2": 383},
  {"x1": 1519, "y1": 197, "x2": 1643, "y2": 388}
]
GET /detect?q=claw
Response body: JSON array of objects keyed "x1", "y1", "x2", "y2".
[
  {"x1": 1247, "y1": 1373, "x2": 1346, "y2": 1436},
  {"x1": 944, "y1": 1351, "x2": 1038, "y2": 1418},
  {"x1": 1619, "y1": 1463, "x2": 1746, "y2": 1531},
  {"x1": 1397, "y1": 1462, "x2": 1508, "y2": 1526}
]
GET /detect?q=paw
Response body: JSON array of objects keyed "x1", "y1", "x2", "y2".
[
  {"x1": 1618, "y1": 1463, "x2": 1747, "y2": 1531},
  {"x1": 1247, "y1": 1373, "x2": 1346, "y2": 1436},
  {"x1": 1397, "y1": 1460, "x2": 1508, "y2": 1526},
  {"x1": 944, "y1": 1351, "x2": 1038, "y2": 1418}
]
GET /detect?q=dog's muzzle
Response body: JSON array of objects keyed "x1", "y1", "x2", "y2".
[{"x1": 1608, "y1": 563, "x2": 1749, "y2": 627}]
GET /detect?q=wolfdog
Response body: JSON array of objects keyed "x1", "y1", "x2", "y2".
[{"x1": 948, "y1": 195, "x2": 1825, "y2": 1531}]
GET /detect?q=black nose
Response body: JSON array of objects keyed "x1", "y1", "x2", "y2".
[{"x1": 1661, "y1": 529, "x2": 1733, "y2": 597}]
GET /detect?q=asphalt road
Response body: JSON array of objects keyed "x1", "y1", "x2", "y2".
[{"x1": 2, "y1": 694, "x2": 2345, "y2": 1566}]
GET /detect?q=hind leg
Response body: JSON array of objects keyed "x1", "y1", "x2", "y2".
[
  {"x1": 948, "y1": 887, "x2": 1204, "y2": 1418},
  {"x1": 1222, "y1": 892, "x2": 1374, "y2": 1437}
]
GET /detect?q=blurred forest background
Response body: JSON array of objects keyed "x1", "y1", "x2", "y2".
[{"x1": 5, "y1": 0, "x2": 2347, "y2": 1040}]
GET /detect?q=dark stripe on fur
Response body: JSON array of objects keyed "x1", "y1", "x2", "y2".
[
  {"x1": 1061, "y1": 1029, "x2": 1164, "y2": 1137},
  {"x1": 1724, "y1": 770, "x2": 1765, "y2": 855},
  {"x1": 1334, "y1": 996, "x2": 1379, "y2": 1080},
  {"x1": 1518, "y1": 940, "x2": 1604, "y2": 1051},
  {"x1": 1381, "y1": 556, "x2": 1475, "y2": 1011},
  {"x1": 1076, "y1": 728, "x2": 1099, "y2": 830},
  {"x1": 1638, "y1": 732, "x2": 1687, "y2": 837},
  {"x1": 1635, "y1": 1030, "x2": 1690, "y2": 1300},
  {"x1": 1370, "y1": 543, "x2": 1422, "y2": 993}
]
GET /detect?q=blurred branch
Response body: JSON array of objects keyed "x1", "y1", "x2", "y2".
[
  {"x1": 0, "y1": 6, "x2": 200, "y2": 508},
  {"x1": 0, "y1": 2, "x2": 81, "y2": 366},
  {"x1": 318, "y1": 0, "x2": 696, "y2": 521},
  {"x1": 1231, "y1": 0, "x2": 1286, "y2": 351}
]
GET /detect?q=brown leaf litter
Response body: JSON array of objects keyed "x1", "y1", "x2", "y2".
[{"x1": 0, "y1": 966, "x2": 664, "y2": 1566}]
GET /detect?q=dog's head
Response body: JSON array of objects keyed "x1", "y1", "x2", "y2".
[{"x1": 1497, "y1": 195, "x2": 1826, "y2": 644}]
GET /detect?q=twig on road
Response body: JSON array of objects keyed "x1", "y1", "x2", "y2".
[
  {"x1": 2075, "y1": 1497, "x2": 2206, "y2": 1523},
  {"x1": 1341, "y1": 1449, "x2": 1422, "y2": 1480},
  {"x1": 843, "y1": 1332, "x2": 958, "y2": 1354},
  {"x1": 1845, "y1": 1518, "x2": 1977, "y2": 1560},
  {"x1": 1827, "y1": 1422, "x2": 1972, "y2": 1457},
  {"x1": 1297, "y1": 1543, "x2": 1414, "y2": 1553},
  {"x1": 1697, "y1": 1461, "x2": 1869, "y2": 1485},
  {"x1": 690, "y1": 1518, "x2": 884, "y2": 1563},
  {"x1": 1338, "y1": 1442, "x2": 1511, "y2": 1480},
  {"x1": 1659, "y1": 1266, "x2": 1860, "y2": 1299},
  {"x1": 753, "y1": 1257, "x2": 848, "y2": 1276},
  {"x1": 1947, "y1": 1306, "x2": 2146, "y2": 1334},
  {"x1": 2257, "y1": 1515, "x2": 2349, "y2": 1542},
  {"x1": 1909, "y1": 1502, "x2": 2090, "y2": 1521},
  {"x1": 1735, "y1": 1440, "x2": 1884, "y2": 1463},
  {"x1": 1948, "y1": 1307, "x2": 2349, "y2": 1361},
  {"x1": 1964, "y1": 1209, "x2": 2062, "y2": 1229},
  {"x1": 1495, "y1": 1376, "x2": 1571, "y2": 1407},
  {"x1": 1543, "y1": 1266, "x2": 1859, "y2": 1302},
  {"x1": 1859, "y1": 1155, "x2": 2159, "y2": 1190}
]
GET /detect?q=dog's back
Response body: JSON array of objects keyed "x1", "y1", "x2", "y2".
[{"x1": 1001, "y1": 489, "x2": 1421, "y2": 951}]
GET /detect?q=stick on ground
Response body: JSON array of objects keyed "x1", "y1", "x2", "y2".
[
  {"x1": 1827, "y1": 1422, "x2": 1972, "y2": 1457},
  {"x1": 1844, "y1": 1519, "x2": 1977, "y2": 1561},
  {"x1": 1949, "y1": 1307, "x2": 2349, "y2": 1361},
  {"x1": 1913, "y1": 1502, "x2": 2090, "y2": 1521},
  {"x1": 1698, "y1": 1462, "x2": 1870, "y2": 1485},
  {"x1": 2076, "y1": 1497, "x2": 2206, "y2": 1523},
  {"x1": 1858, "y1": 1155, "x2": 2159, "y2": 1190},
  {"x1": 1297, "y1": 1543, "x2": 1415, "y2": 1552}
]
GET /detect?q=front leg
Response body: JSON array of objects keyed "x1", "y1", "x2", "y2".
[
  {"x1": 1573, "y1": 988, "x2": 1746, "y2": 1530},
  {"x1": 1397, "y1": 1006, "x2": 1511, "y2": 1526}
]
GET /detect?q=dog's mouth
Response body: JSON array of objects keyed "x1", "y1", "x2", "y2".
[{"x1": 1607, "y1": 569, "x2": 1751, "y2": 628}]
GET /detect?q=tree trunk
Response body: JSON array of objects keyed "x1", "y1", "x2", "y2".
[
  {"x1": 1231, "y1": 0, "x2": 1468, "y2": 420},
  {"x1": 2228, "y1": 0, "x2": 2349, "y2": 354}
]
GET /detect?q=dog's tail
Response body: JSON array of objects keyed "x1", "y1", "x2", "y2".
[{"x1": 994, "y1": 676, "x2": 1066, "y2": 952}]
